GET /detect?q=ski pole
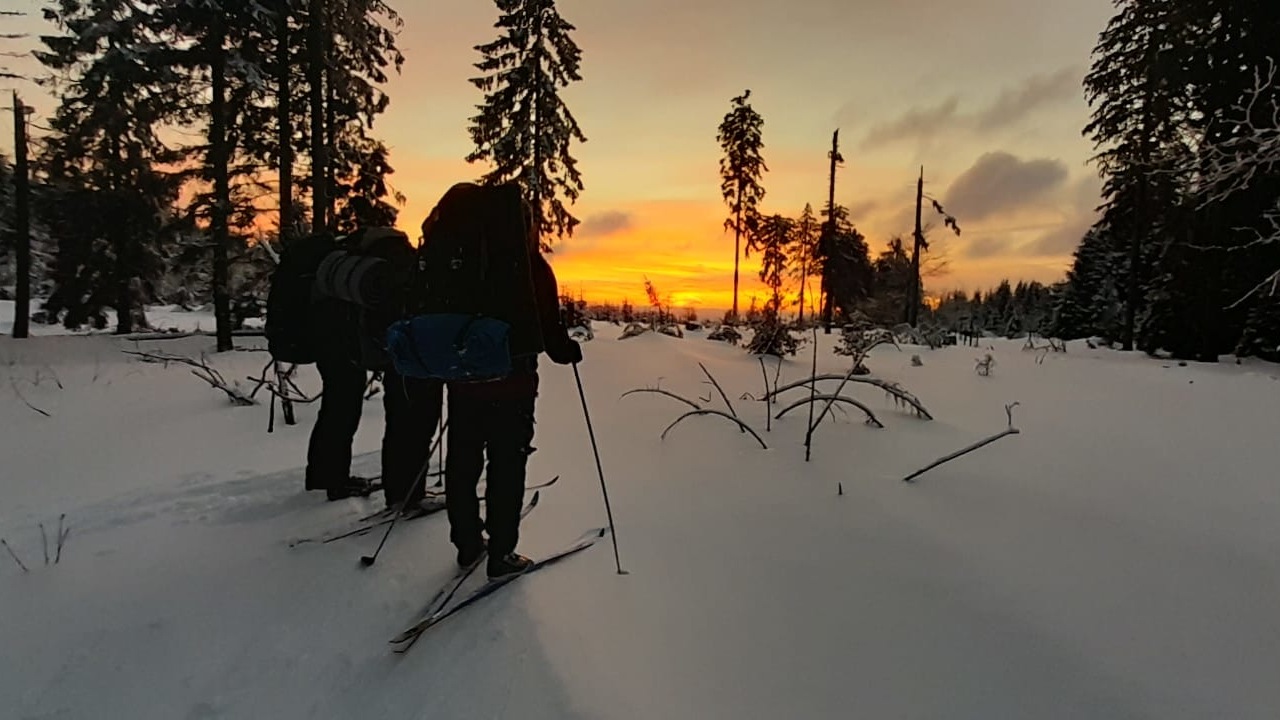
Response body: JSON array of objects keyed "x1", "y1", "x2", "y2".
[
  {"x1": 360, "y1": 413, "x2": 449, "y2": 568},
  {"x1": 572, "y1": 362, "x2": 627, "y2": 575}
]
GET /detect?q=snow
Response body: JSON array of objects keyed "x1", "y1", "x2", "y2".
[
  {"x1": 0, "y1": 299, "x2": 260, "y2": 338},
  {"x1": 2, "y1": 322, "x2": 1279, "y2": 719}
]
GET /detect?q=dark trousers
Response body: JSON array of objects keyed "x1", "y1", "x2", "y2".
[
  {"x1": 381, "y1": 368, "x2": 444, "y2": 508},
  {"x1": 444, "y1": 378, "x2": 537, "y2": 558},
  {"x1": 305, "y1": 355, "x2": 368, "y2": 491}
]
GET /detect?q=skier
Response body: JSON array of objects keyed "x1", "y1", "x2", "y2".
[
  {"x1": 303, "y1": 277, "x2": 375, "y2": 501},
  {"x1": 380, "y1": 368, "x2": 445, "y2": 513},
  {"x1": 443, "y1": 200, "x2": 582, "y2": 580}
]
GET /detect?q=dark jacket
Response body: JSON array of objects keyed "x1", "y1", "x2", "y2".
[{"x1": 449, "y1": 251, "x2": 578, "y2": 401}]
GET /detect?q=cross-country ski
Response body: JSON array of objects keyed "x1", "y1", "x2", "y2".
[{"x1": 390, "y1": 527, "x2": 609, "y2": 653}]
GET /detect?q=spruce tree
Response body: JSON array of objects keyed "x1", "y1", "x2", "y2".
[
  {"x1": 717, "y1": 90, "x2": 767, "y2": 322},
  {"x1": 1173, "y1": 0, "x2": 1280, "y2": 359},
  {"x1": 790, "y1": 203, "x2": 820, "y2": 323},
  {"x1": 1054, "y1": 221, "x2": 1124, "y2": 341},
  {"x1": 821, "y1": 203, "x2": 873, "y2": 324},
  {"x1": 467, "y1": 0, "x2": 586, "y2": 246},
  {"x1": 35, "y1": 0, "x2": 186, "y2": 333},
  {"x1": 1082, "y1": 0, "x2": 1195, "y2": 351},
  {"x1": 755, "y1": 214, "x2": 793, "y2": 320}
]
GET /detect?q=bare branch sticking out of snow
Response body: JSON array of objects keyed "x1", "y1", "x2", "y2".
[
  {"x1": 698, "y1": 362, "x2": 740, "y2": 427},
  {"x1": 767, "y1": 374, "x2": 934, "y2": 420},
  {"x1": 2, "y1": 538, "x2": 28, "y2": 573},
  {"x1": 55, "y1": 514, "x2": 67, "y2": 564},
  {"x1": 620, "y1": 388, "x2": 702, "y2": 411},
  {"x1": 122, "y1": 350, "x2": 256, "y2": 406},
  {"x1": 10, "y1": 378, "x2": 51, "y2": 417},
  {"x1": 660, "y1": 410, "x2": 768, "y2": 450},
  {"x1": 903, "y1": 403, "x2": 1022, "y2": 483},
  {"x1": 775, "y1": 394, "x2": 884, "y2": 428}
]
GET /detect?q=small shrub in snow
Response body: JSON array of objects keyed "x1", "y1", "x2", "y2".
[
  {"x1": 657, "y1": 324, "x2": 684, "y2": 339},
  {"x1": 975, "y1": 353, "x2": 995, "y2": 376},
  {"x1": 834, "y1": 325, "x2": 899, "y2": 374},
  {"x1": 911, "y1": 354, "x2": 923, "y2": 367},
  {"x1": 745, "y1": 319, "x2": 800, "y2": 357},
  {"x1": 708, "y1": 325, "x2": 742, "y2": 345},
  {"x1": 619, "y1": 323, "x2": 651, "y2": 340}
]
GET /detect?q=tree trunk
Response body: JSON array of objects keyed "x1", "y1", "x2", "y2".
[
  {"x1": 11, "y1": 92, "x2": 29, "y2": 339},
  {"x1": 210, "y1": 19, "x2": 234, "y2": 352},
  {"x1": 277, "y1": 0, "x2": 294, "y2": 243},
  {"x1": 308, "y1": 0, "x2": 327, "y2": 232},
  {"x1": 324, "y1": 38, "x2": 336, "y2": 229},
  {"x1": 797, "y1": 252, "x2": 808, "y2": 325},
  {"x1": 820, "y1": 130, "x2": 839, "y2": 333},
  {"x1": 532, "y1": 5, "x2": 544, "y2": 239},
  {"x1": 732, "y1": 198, "x2": 741, "y2": 323},
  {"x1": 907, "y1": 166, "x2": 924, "y2": 328}
]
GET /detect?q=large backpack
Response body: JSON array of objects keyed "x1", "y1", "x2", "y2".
[
  {"x1": 265, "y1": 232, "x2": 341, "y2": 365},
  {"x1": 315, "y1": 227, "x2": 416, "y2": 371},
  {"x1": 385, "y1": 182, "x2": 544, "y2": 381}
]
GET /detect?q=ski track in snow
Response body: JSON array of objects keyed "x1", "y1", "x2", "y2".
[{"x1": 1, "y1": 322, "x2": 1279, "y2": 719}]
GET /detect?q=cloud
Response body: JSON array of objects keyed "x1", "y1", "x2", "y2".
[
  {"x1": 853, "y1": 66, "x2": 1080, "y2": 149},
  {"x1": 974, "y1": 66, "x2": 1082, "y2": 132},
  {"x1": 861, "y1": 96, "x2": 960, "y2": 148},
  {"x1": 580, "y1": 210, "x2": 635, "y2": 237},
  {"x1": 944, "y1": 151, "x2": 1069, "y2": 221},
  {"x1": 1027, "y1": 175, "x2": 1103, "y2": 256},
  {"x1": 965, "y1": 236, "x2": 1013, "y2": 259}
]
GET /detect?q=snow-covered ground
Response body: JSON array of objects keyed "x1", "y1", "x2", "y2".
[
  {"x1": 0, "y1": 299, "x2": 254, "y2": 337},
  {"x1": 1, "y1": 323, "x2": 1278, "y2": 719}
]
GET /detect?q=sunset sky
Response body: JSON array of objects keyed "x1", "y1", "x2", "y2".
[{"x1": 3, "y1": 0, "x2": 1119, "y2": 312}]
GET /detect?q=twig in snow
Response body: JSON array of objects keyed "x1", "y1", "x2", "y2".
[
  {"x1": 10, "y1": 378, "x2": 51, "y2": 417},
  {"x1": 698, "y1": 362, "x2": 740, "y2": 424},
  {"x1": 775, "y1": 394, "x2": 884, "y2": 428},
  {"x1": 55, "y1": 514, "x2": 67, "y2": 564},
  {"x1": 620, "y1": 387, "x2": 702, "y2": 410},
  {"x1": 805, "y1": 328, "x2": 819, "y2": 462},
  {"x1": 124, "y1": 350, "x2": 256, "y2": 406},
  {"x1": 903, "y1": 403, "x2": 1022, "y2": 483},
  {"x1": 759, "y1": 357, "x2": 772, "y2": 432},
  {"x1": 40, "y1": 523, "x2": 48, "y2": 566},
  {"x1": 661, "y1": 410, "x2": 768, "y2": 449},
  {"x1": 768, "y1": 374, "x2": 933, "y2": 420},
  {"x1": 2, "y1": 538, "x2": 28, "y2": 572}
]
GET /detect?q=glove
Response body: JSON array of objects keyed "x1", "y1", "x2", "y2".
[{"x1": 547, "y1": 338, "x2": 582, "y2": 365}]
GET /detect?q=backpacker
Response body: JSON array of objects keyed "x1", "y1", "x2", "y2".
[
  {"x1": 265, "y1": 232, "x2": 341, "y2": 365},
  {"x1": 314, "y1": 226, "x2": 417, "y2": 371},
  {"x1": 385, "y1": 182, "x2": 544, "y2": 381}
]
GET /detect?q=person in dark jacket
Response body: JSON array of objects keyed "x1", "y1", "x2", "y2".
[
  {"x1": 444, "y1": 203, "x2": 582, "y2": 580},
  {"x1": 380, "y1": 368, "x2": 444, "y2": 513},
  {"x1": 304, "y1": 296, "x2": 374, "y2": 501}
]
